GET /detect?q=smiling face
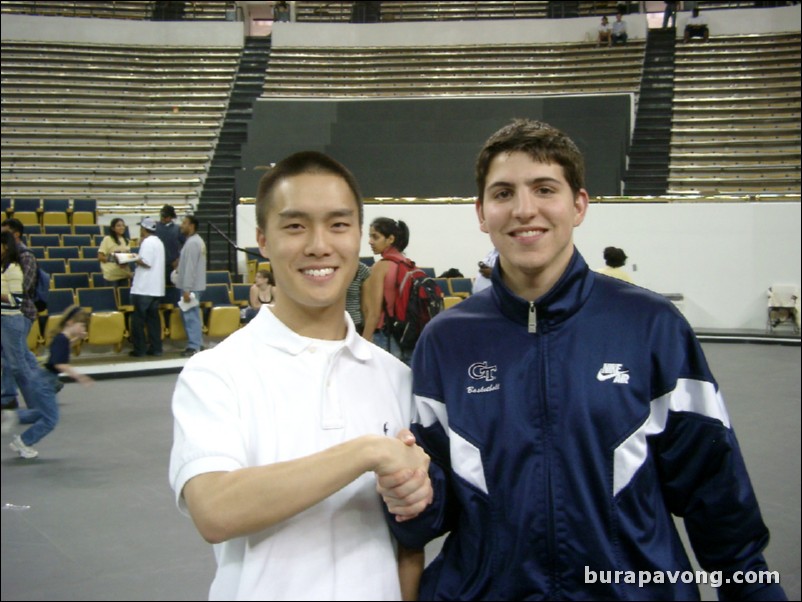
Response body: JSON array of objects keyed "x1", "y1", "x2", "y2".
[
  {"x1": 257, "y1": 172, "x2": 361, "y2": 336},
  {"x1": 112, "y1": 220, "x2": 127, "y2": 236},
  {"x1": 476, "y1": 151, "x2": 588, "y2": 301}
]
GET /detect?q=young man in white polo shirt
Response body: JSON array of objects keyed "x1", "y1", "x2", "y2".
[
  {"x1": 169, "y1": 151, "x2": 432, "y2": 601},
  {"x1": 129, "y1": 217, "x2": 165, "y2": 357}
]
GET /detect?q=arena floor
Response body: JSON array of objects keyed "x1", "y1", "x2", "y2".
[{"x1": 1, "y1": 341, "x2": 799, "y2": 601}]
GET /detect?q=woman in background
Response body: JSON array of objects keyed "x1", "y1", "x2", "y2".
[
  {"x1": 362, "y1": 217, "x2": 413, "y2": 360},
  {"x1": 598, "y1": 246, "x2": 634, "y2": 283},
  {"x1": 243, "y1": 268, "x2": 276, "y2": 323},
  {"x1": 97, "y1": 218, "x2": 132, "y2": 287}
]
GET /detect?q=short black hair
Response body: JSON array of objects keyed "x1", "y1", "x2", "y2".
[
  {"x1": 603, "y1": 246, "x2": 628, "y2": 268},
  {"x1": 184, "y1": 215, "x2": 199, "y2": 230},
  {"x1": 256, "y1": 151, "x2": 363, "y2": 230}
]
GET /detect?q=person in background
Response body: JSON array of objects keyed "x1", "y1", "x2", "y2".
[
  {"x1": 97, "y1": 217, "x2": 132, "y2": 287},
  {"x1": 662, "y1": 0, "x2": 678, "y2": 28},
  {"x1": 174, "y1": 215, "x2": 206, "y2": 358},
  {"x1": 243, "y1": 268, "x2": 277, "y2": 323},
  {"x1": 684, "y1": 6, "x2": 709, "y2": 43},
  {"x1": 0, "y1": 219, "x2": 41, "y2": 412},
  {"x1": 155, "y1": 204, "x2": 184, "y2": 286},
  {"x1": 362, "y1": 217, "x2": 414, "y2": 361},
  {"x1": 273, "y1": 0, "x2": 291, "y2": 22},
  {"x1": 129, "y1": 218, "x2": 165, "y2": 357},
  {"x1": 169, "y1": 151, "x2": 430, "y2": 601},
  {"x1": 597, "y1": 15, "x2": 612, "y2": 47},
  {"x1": 346, "y1": 261, "x2": 372, "y2": 335},
  {"x1": 2, "y1": 303, "x2": 92, "y2": 459},
  {"x1": 472, "y1": 248, "x2": 498, "y2": 295},
  {"x1": 597, "y1": 246, "x2": 634, "y2": 283},
  {"x1": 378, "y1": 119, "x2": 786, "y2": 600},
  {"x1": 611, "y1": 11, "x2": 628, "y2": 45}
]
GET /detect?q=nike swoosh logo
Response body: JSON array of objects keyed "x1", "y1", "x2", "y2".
[{"x1": 597, "y1": 371, "x2": 620, "y2": 381}]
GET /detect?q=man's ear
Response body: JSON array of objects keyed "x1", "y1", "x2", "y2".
[
  {"x1": 573, "y1": 190, "x2": 590, "y2": 228},
  {"x1": 476, "y1": 198, "x2": 488, "y2": 234},
  {"x1": 256, "y1": 227, "x2": 270, "y2": 259}
]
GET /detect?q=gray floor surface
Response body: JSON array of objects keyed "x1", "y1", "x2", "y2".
[{"x1": 1, "y1": 343, "x2": 799, "y2": 601}]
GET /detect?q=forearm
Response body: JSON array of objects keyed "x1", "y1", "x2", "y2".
[
  {"x1": 362, "y1": 309, "x2": 380, "y2": 341},
  {"x1": 53, "y1": 363, "x2": 88, "y2": 383},
  {"x1": 398, "y1": 545, "x2": 424, "y2": 601},
  {"x1": 184, "y1": 434, "x2": 424, "y2": 543}
]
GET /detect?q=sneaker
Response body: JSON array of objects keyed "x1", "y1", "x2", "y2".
[
  {"x1": 1, "y1": 410, "x2": 19, "y2": 435},
  {"x1": 1, "y1": 397, "x2": 19, "y2": 411},
  {"x1": 180, "y1": 348, "x2": 198, "y2": 358},
  {"x1": 10, "y1": 435, "x2": 38, "y2": 459}
]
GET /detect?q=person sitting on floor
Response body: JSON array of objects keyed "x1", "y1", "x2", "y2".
[
  {"x1": 597, "y1": 16, "x2": 612, "y2": 47},
  {"x1": 612, "y1": 12, "x2": 628, "y2": 45}
]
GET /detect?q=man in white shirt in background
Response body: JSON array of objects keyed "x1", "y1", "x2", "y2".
[
  {"x1": 472, "y1": 248, "x2": 498, "y2": 295},
  {"x1": 174, "y1": 215, "x2": 206, "y2": 358},
  {"x1": 612, "y1": 12, "x2": 628, "y2": 45},
  {"x1": 129, "y1": 217, "x2": 165, "y2": 357}
]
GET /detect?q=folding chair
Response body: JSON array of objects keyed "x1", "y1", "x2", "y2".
[{"x1": 767, "y1": 284, "x2": 800, "y2": 334}]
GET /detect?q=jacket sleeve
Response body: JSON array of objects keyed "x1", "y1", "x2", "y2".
[
  {"x1": 652, "y1": 328, "x2": 786, "y2": 601},
  {"x1": 19, "y1": 250, "x2": 37, "y2": 298},
  {"x1": 385, "y1": 326, "x2": 459, "y2": 549}
]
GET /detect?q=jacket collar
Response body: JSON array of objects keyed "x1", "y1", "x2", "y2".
[{"x1": 490, "y1": 248, "x2": 595, "y2": 331}]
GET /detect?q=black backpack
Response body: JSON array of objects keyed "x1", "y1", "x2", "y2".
[{"x1": 385, "y1": 257, "x2": 445, "y2": 352}]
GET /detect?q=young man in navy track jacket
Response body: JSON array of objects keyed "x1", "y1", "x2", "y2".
[{"x1": 378, "y1": 119, "x2": 786, "y2": 600}]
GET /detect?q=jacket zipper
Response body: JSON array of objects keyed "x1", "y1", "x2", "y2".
[
  {"x1": 537, "y1": 311, "x2": 558, "y2": 595},
  {"x1": 528, "y1": 301, "x2": 537, "y2": 333}
]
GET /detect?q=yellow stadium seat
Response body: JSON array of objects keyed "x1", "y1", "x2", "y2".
[
  {"x1": 27, "y1": 319, "x2": 43, "y2": 353},
  {"x1": 444, "y1": 296, "x2": 463, "y2": 310},
  {"x1": 84, "y1": 311, "x2": 126, "y2": 352},
  {"x1": 206, "y1": 306, "x2": 241, "y2": 339}
]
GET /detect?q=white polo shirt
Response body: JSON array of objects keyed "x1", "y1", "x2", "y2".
[
  {"x1": 131, "y1": 234, "x2": 165, "y2": 297},
  {"x1": 169, "y1": 307, "x2": 414, "y2": 601}
]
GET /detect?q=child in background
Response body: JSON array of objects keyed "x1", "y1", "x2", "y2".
[{"x1": 3, "y1": 305, "x2": 93, "y2": 459}]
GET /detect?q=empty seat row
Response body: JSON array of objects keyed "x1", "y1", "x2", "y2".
[
  {"x1": 262, "y1": 41, "x2": 645, "y2": 98},
  {"x1": 2, "y1": 198, "x2": 98, "y2": 226},
  {"x1": 669, "y1": 32, "x2": 801, "y2": 194}
]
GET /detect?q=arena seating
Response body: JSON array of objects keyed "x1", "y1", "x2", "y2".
[
  {"x1": 262, "y1": 41, "x2": 646, "y2": 98},
  {"x1": 669, "y1": 32, "x2": 801, "y2": 195},
  {"x1": 1, "y1": 41, "x2": 239, "y2": 204},
  {"x1": 0, "y1": 1, "x2": 232, "y2": 20}
]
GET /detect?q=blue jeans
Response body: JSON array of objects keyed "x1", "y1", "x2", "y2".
[
  {"x1": 662, "y1": 4, "x2": 677, "y2": 28},
  {"x1": 1, "y1": 314, "x2": 41, "y2": 409},
  {"x1": 17, "y1": 369, "x2": 60, "y2": 446},
  {"x1": 130, "y1": 294, "x2": 162, "y2": 354},
  {"x1": 180, "y1": 290, "x2": 204, "y2": 351},
  {"x1": 374, "y1": 330, "x2": 410, "y2": 364}
]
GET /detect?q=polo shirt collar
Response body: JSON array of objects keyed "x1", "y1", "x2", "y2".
[{"x1": 257, "y1": 307, "x2": 373, "y2": 362}]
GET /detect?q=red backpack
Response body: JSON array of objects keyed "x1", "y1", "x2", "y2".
[{"x1": 384, "y1": 257, "x2": 445, "y2": 351}]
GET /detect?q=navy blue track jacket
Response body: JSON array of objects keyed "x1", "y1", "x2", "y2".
[{"x1": 389, "y1": 250, "x2": 784, "y2": 601}]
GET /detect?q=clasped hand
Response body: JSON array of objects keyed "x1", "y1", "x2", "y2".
[{"x1": 375, "y1": 429, "x2": 434, "y2": 522}]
